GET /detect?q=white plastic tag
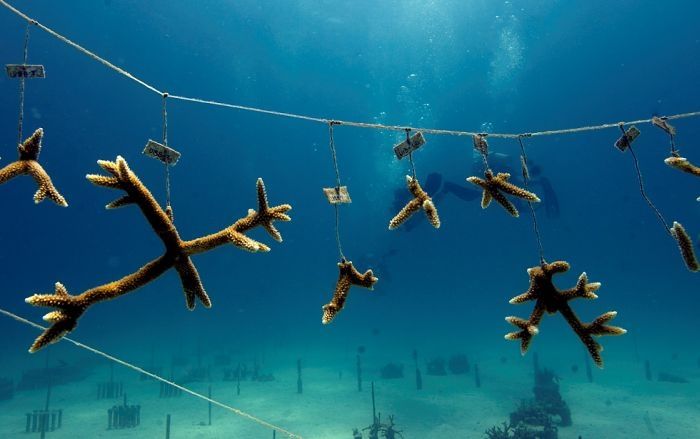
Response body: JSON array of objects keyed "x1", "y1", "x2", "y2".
[
  {"x1": 323, "y1": 186, "x2": 351, "y2": 204},
  {"x1": 142, "y1": 140, "x2": 181, "y2": 165},
  {"x1": 6, "y1": 64, "x2": 45, "y2": 78},
  {"x1": 614, "y1": 126, "x2": 640, "y2": 152},
  {"x1": 651, "y1": 116, "x2": 675, "y2": 136},
  {"x1": 393, "y1": 131, "x2": 426, "y2": 159}
]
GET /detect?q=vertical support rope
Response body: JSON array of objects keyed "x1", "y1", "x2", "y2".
[
  {"x1": 16, "y1": 21, "x2": 31, "y2": 146},
  {"x1": 405, "y1": 129, "x2": 417, "y2": 180},
  {"x1": 619, "y1": 125, "x2": 671, "y2": 235},
  {"x1": 517, "y1": 136, "x2": 546, "y2": 265},
  {"x1": 162, "y1": 93, "x2": 172, "y2": 211},
  {"x1": 668, "y1": 131, "x2": 678, "y2": 156},
  {"x1": 328, "y1": 121, "x2": 345, "y2": 261}
]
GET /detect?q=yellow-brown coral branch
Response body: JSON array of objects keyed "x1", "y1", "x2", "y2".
[
  {"x1": 0, "y1": 128, "x2": 67, "y2": 206},
  {"x1": 505, "y1": 261, "x2": 626, "y2": 368},
  {"x1": 670, "y1": 221, "x2": 699, "y2": 272},
  {"x1": 467, "y1": 169, "x2": 539, "y2": 217},
  {"x1": 25, "y1": 156, "x2": 291, "y2": 352},
  {"x1": 388, "y1": 175, "x2": 440, "y2": 229},
  {"x1": 322, "y1": 260, "x2": 378, "y2": 324},
  {"x1": 665, "y1": 156, "x2": 700, "y2": 177}
]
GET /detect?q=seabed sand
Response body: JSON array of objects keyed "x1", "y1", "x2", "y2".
[{"x1": 1, "y1": 350, "x2": 699, "y2": 439}]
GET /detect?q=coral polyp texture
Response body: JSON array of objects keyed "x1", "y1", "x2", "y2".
[
  {"x1": 467, "y1": 169, "x2": 539, "y2": 217},
  {"x1": 322, "y1": 260, "x2": 378, "y2": 324},
  {"x1": 665, "y1": 156, "x2": 700, "y2": 177},
  {"x1": 0, "y1": 128, "x2": 67, "y2": 206},
  {"x1": 25, "y1": 155, "x2": 291, "y2": 352},
  {"x1": 505, "y1": 260, "x2": 626, "y2": 368},
  {"x1": 388, "y1": 175, "x2": 440, "y2": 230},
  {"x1": 670, "y1": 222, "x2": 699, "y2": 272}
]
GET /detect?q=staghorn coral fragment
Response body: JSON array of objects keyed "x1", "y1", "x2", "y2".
[
  {"x1": 0, "y1": 128, "x2": 67, "y2": 206},
  {"x1": 467, "y1": 169, "x2": 539, "y2": 217},
  {"x1": 389, "y1": 175, "x2": 440, "y2": 230},
  {"x1": 505, "y1": 261, "x2": 626, "y2": 368},
  {"x1": 26, "y1": 156, "x2": 291, "y2": 352},
  {"x1": 664, "y1": 156, "x2": 700, "y2": 177},
  {"x1": 670, "y1": 221, "x2": 699, "y2": 272},
  {"x1": 322, "y1": 260, "x2": 378, "y2": 324}
]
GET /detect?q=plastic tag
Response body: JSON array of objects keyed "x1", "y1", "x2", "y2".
[
  {"x1": 614, "y1": 126, "x2": 640, "y2": 152},
  {"x1": 393, "y1": 131, "x2": 426, "y2": 159},
  {"x1": 142, "y1": 140, "x2": 181, "y2": 165},
  {"x1": 651, "y1": 116, "x2": 675, "y2": 136},
  {"x1": 6, "y1": 64, "x2": 45, "y2": 78},
  {"x1": 323, "y1": 186, "x2": 351, "y2": 204}
]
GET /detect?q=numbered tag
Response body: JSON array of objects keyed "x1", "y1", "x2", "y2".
[
  {"x1": 393, "y1": 131, "x2": 426, "y2": 160},
  {"x1": 6, "y1": 64, "x2": 45, "y2": 78},
  {"x1": 142, "y1": 139, "x2": 181, "y2": 165},
  {"x1": 614, "y1": 126, "x2": 640, "y2": 152},
  {"x1": 473, "y1": 134, "x2": 488, "y2": 156},
  {"x1": 323, "y1": 186, "x2": 351, "y2": 204},
  {"x1": 651, "y1": 116, "x2": 675, "y2": 136}
]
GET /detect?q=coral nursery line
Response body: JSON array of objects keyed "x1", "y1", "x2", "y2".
[
  {"x1": 0, "y1": 307, "x2": 304, "y2": 439},
  {"x1": 0, "y1": 0, "x2": 699, "y2": 140}
]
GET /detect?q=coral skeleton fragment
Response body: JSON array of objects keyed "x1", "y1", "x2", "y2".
[
  {"x1": 505, "y1": 261, "x2": 626, "y2": 368},
  {"x1": 321, "y1": 260, "x2": 378, "y2": 324},
  {"x1": 665, "y1": 156, "x2": 700, "y2": 177},
  {"x1": 0, "y1": 128, "x2": 67, "y2": 206},
  {"x1": 670, "y1": 222, "x2": 700, "y2": 272},
  {"x1": 467, "y1": 169, "x2": 540, "y2": 217},
  {"x1": 24, "y1": 155, "x2": 291, "y2": 352},
  {"x1": 388, "y1": 175, "x2": 440, "y2": 230}
]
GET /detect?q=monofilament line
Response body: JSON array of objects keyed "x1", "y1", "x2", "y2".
[
  {"x1": 15, "y1": 21, "x2": 31, "y2": 146},
  {"x1": 0, "y1": 308, "x2": 303, "y2": 439},
  {"x1": 328, "y1": 121, "x2": 346, "y2": 261},
  {"x1": 517, "y1": 136, "x2": 546, "y2": 265},
  {"x1": 162, "y1": 93, "x2": 172, "y2": 210},
  {"x1": 1, "y1": 0, "x2": 698, "y2": 145},
  {"x1": 619, "y1": 125, "x2": 671, "y2": 235}
]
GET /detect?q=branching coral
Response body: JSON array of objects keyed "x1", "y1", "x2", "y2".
[
  {"x1": 665, "y1": 156, "x2": 700, "y2": 177},
  {"x1": 505, "y1": 261, "x2": 626, "y2": 368},
  {"x1": 388, "y1": 175, "x2": 440, "y2": 230},
  {"x1": 467, "y1": 169, "x2": 539, "y2": 217},
  {"x1": 0, "y1": 128, "x2": 67, "y2": 206},
  {"x1": 670, "y1": 222, "x2": 699, "y2": 272},
  {"x1": 25, "y1": 156, "x2": 291, "y2": 352},
  {"x1": 321, "y1": 260, "x2": 378, "y2": 324}
]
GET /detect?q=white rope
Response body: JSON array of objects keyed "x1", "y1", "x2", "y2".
[
  {"x1": 0, "y1": 308, "x2": 303, "y2": 439},
  {"x1": 1, "y1": 0, "x2": 698, "y2": 143}
]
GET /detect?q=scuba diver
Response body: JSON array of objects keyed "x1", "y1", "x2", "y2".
[{"x1": 528, "y1": 163, "x2": 560, "y2": 219}]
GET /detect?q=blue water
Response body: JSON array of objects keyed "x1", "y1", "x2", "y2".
[{"x1": 0, "y1": 1, "x2": 699, "y2": 438}]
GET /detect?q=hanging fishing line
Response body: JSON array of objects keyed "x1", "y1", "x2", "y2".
[
  {"x1": 405, "y1": 129, "x2": 418, "y2": 180},
  {"x1": 15, "y1": 20, "x2": 31, "y2": 146},
  {"x1": 517, "y1": 135, "x2": 546, "y2": 265},
  {"x1": 0, "y1": 307, "x2": 303, "y2": 439},
  {"x1": 161, "y1": 92, "x2": 172, "y2": 213},
  {"x1": 327, "y1": 121, "x2": 346, "y2": 261},
  {"x1": 618, "y1": 124, "x2": 672, "y2": 235}
]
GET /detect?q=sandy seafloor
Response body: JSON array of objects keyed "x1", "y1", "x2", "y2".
[{"x1": 0, "y1": 344, "x2": 698, "y2": 439}]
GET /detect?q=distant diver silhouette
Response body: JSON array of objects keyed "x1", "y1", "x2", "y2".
[
  {"x1": 528, "y1": 164, "x2": 560, "y2": 219},
  {"x1": 356, "y1": 249, "x2": 398, "y2": 284}
]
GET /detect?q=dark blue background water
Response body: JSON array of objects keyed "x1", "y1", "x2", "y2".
[{"x1": 0, "y1": 0, "x2": 698, "y2": 385}]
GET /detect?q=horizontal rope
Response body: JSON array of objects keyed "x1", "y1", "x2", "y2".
[
  {"x1": 0, "y1": 308, "x2": 302, "y2": 439},
  {"x1": 1, "y1": 0, "x2": 698, "y2": 142}
]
